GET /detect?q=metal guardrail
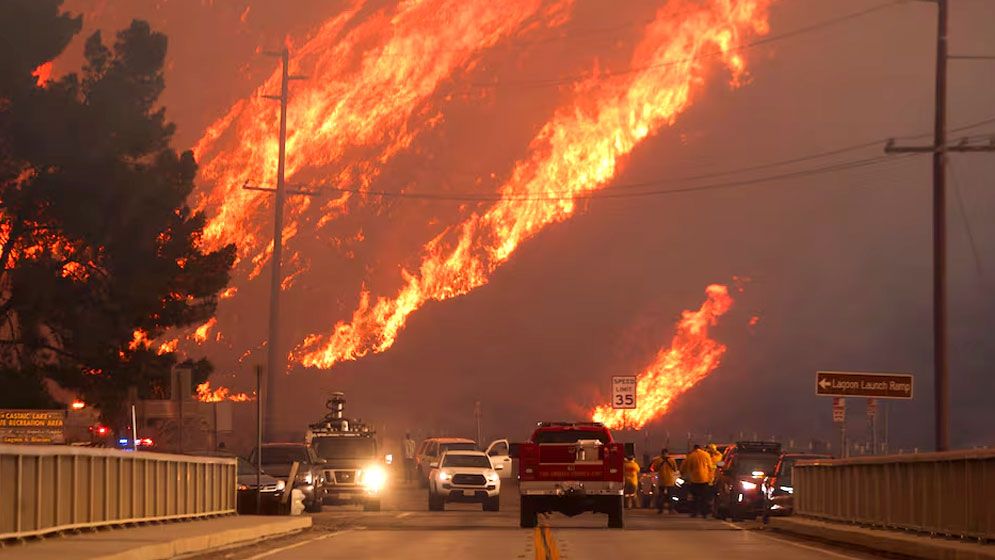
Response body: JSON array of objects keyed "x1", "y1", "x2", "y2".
[
  {"x1": 794, "y1": 448, "x2": 995, "y2": 541},
  {"x1": 0, "y1": 444, "x2": 237, "y2": 540}
]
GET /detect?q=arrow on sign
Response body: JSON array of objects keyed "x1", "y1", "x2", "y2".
[{"x1": 818, "y1": 378, "x2": 832, "y2": 390}]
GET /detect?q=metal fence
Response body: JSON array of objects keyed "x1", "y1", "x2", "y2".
[
  {"x1": 0, "y1": 444, "x2": 237, "y2": 540},
  {"x1": 794, "y1": 449, "x2": 995, "y2": 541}
]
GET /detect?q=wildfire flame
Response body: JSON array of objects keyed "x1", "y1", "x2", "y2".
[
  {"x1": 32, "y1": 61, "x2": 53, "y2": 87},
  {"x1": 195, "y1": 381, "x2": 254, "y2": 403},
  {"x1": 194, "y1": 0, "x2": 571, "y2": 269},
  {"x1": 591, "y1": 284, "x2": 734, "y2": 429},
  {"x1": 192, "y1": 317, "x2": 217, "y2": 343},
  {"x1": 295, "y1": 0, "x2": 771, "y2": 368}
]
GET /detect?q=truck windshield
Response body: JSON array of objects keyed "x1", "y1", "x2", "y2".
[
  {"x1": 442, "y1": 454, "x2": 491, "y2": 468},
  {"x1": 258, "y1": 446, "x2": 308, "y2": 464},
  {"x1": 732, "y1": 454, "x2": 779, "y2": 476},
  {"x1": 313, "y1": 437, "x2": 376, "y2": 459},
  {"x1": 440, "y1": 442, "x2": 477, "y2": 453},
  {"x1": 534, "y1": 430, "x2": 610, "y2": 444}
]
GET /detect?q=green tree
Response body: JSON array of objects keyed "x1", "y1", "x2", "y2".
[{"x1": 0, "y1": 1, "x2": 235, "y2": 423}]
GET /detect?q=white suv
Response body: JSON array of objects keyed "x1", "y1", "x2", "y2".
[{"x1": 427, "y1": 450, "x2": 501, "y2": 511}]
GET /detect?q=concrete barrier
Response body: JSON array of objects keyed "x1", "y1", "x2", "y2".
[
  {"x1": 0, "y1": 444, "x2": 236, "y2": 540},
  {"x1": 794, "y1": 449, "x2": 995, "y2": 541}
]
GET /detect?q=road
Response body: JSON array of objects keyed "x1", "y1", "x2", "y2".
[{"x1": 195, "y1": 481, "x2": 880, "y2": 560}]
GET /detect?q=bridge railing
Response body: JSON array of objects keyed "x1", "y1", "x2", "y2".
[
  {"x1": 793, "y1": 449, "x2": 995, "y2": 541},
  {"x1": 0, "y1": 444, "x2": 237, "y2": 540}
]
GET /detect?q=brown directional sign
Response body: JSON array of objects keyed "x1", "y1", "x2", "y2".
[{"x1": 816, "y1": 371, "x2": 914, "y2": 400}]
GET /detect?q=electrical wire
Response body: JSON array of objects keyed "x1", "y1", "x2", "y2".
[
  {"x1": 469, "y1": 0, "x2": 907, "y2": 89},
  {"x1": 314, "y1": 153, "x2": 920, "y2": 203}
]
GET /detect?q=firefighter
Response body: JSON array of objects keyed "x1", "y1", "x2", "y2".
[
  {"x1": 681, "y1": 444, "x2": 714, "y2": 518},
  {"x1": 655, "y1": 448, "x2": 679, "y2": 514},
  {"x1": 623, "y1": 454, "x2": 640, "y2": 509},
  {"x1": 707, "y1": 443, "x2": 723, "y2": 484}
]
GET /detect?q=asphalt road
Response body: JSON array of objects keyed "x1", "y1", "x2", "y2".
[{"x1": 195, "y1": 480, "x2": 882, "y2": 560}]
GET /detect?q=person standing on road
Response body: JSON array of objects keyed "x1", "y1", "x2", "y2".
[
  {"x1": 623, "y1": 455, "x2": 640, "y2": 509},
  {"x1": 706, "y1": 443, "x2": 723, "y2": 481},
  {"x1": 655, "y1": 448, "x2": 679, "y2": 514},
  {"x1": 403, "y1": 433, "x2": 417, "y2": 484},
  {"x1": 681, "y1": 444, "x2": 714, "y2": 518}
]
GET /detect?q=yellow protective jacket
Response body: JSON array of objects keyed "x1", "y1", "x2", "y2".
[
  {"x1": 623, "y1": 459, "x2": 640, "y2": 486},
  {"x1": 681, "y1": 449, "x2": 713, "y2": 484},
  {"x1": 658, "y1": 457, "x2": 679, "y2": 487}
]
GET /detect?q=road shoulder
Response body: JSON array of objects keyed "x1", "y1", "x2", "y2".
[
  {"x1": 4, "y1": 515, "x2": 312, "y2": 560},
  {"x1": 768, "y1": 516, "x2": 995, "y2": 560}
]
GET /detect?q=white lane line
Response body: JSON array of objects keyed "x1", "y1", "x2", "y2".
[
  {"x1": 396, "y1": 512, "x2": 413, "y2": 519},
  {"x1": 754, "y1": 530, "x2": 866, "y2": 560},
  {"x1": 245, "y1": 530, "x2": 350, "y2": 560}
]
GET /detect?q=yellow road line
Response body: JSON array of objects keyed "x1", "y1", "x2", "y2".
[{"x1": 534, "y1": 524, "x2": 560, "y2": 560}]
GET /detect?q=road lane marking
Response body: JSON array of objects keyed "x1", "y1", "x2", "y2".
[
  {"x1": 535, "y1": 524, "x2": 560, "y2": 560},
  {"x1": 756, "y1": 529, "x2": 866, "y2": 559},
  {"x1": 395, "y1": 512, "x2": 413, "y2": 519},
  {"x1": 721, "y1": 519, "x2": 862, "y2": 559},
  {"x1": 245, "y1": 530, "x2": 350, "y2": 560}
]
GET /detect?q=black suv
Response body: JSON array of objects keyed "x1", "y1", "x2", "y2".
[
  {"x1": 249, "y1": 443, "x2": 326, "y2": 512},
  {"x1": 712, "y1": 441, "x2": 782, "y2": 520}
]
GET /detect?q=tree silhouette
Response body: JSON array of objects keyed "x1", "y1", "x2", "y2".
[{"x1": 0, "y1": 1, "x2": 235, "y2": 422}]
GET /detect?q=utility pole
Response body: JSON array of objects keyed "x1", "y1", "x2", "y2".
[
  {"x1": 884, "y1": 0, "x2": 995, "y2": 452},
  {"x1": 252, "y1": 48, "x2": 307, "y2": 441}
]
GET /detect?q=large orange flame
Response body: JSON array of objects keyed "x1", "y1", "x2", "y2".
[
  {"x1": 295, "y1": 0, "x2": 770, "y2": 369},
  {"x1": 591, "y1": 284, "x2": 733, "y2": 429},
  {"x1": 194, "y1": 0, "x2": 571, "y2": 272},
  {"x1": 195, "y1": 381, "x2": 254, "y2": 403}
]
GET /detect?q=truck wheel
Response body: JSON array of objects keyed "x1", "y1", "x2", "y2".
[
  {"x1": 607, "y1": 496, "x2": 624, "y2": 529},
  {"x1": 483, "y1": 496, "x2": 500, "y2": 512},
  {"x1": 363, "y1": 499, "x2": 381, "y2": 512},
  {"x1": 428, "y1": 493, "x2": 444, "y2": 512},
  {"x1": 519, "y1": 496, "x2": 537, "y2": 528}
]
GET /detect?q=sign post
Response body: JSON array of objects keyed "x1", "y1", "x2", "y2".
[
  {"x1": 0, "y1": 410, "x2": 67, "y2": 444},
  {"x1": 611, "y1": 376, "x2": 636, "y2": 432},
  {"x1": 816, "y1": 371, "x2": 914, "y2": 399},
  {"x1": 611, "y1": 376, "x2": 637, "y2": 410},
  {"x1": 866, "y1": 398, "x2": 878, "y2": 455},
  {"x1": 817, "y1": 371, "x2": 912, "y2": 458},
  {"x1": 832, "y1": 398, "x2": 846, "y2": 457}
]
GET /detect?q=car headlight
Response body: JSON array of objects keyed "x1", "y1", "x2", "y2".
[
  {"x1": 740, "y1": 480, "x2": 757, "y2": 491},
  {"x1": 438, "y1": 470, "x2": 452, "y2": 482},
  {"x1": 779, "y1": 485, "x2": 793, "y2": 494},
  {"x1": 486, "y1": 471, "x2": 499, "y2": 482},
  {"x1": 238, "y1": 483, "x2": 249, "y2": 491},
  {"x1": 361, "y1": 465, "x2": 388, "y2": 492},
  {"x1": 675, "y1": 477, "x2": 685, "y2": 487},
  {"x1": 276, "y1": 480, "x2": 286, "y2": 491}
]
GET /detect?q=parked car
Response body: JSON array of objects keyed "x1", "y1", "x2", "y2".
[
  {"x1": 248, "y1": 443, "x2": 326, "y2": 512},
  {"x1": 763, "y1": 452, "x2": 832, "y2": 517},
  {"x1": 427, "y1": 450, "x2": 501, "y2": 511},
  {"x1": 484, "y1": 438, "x2": 513, "y2": 478},
  {"x1": 415, "y1": 437, "x2": 478, "y2": 487},
  {"x1": 713, "y1": 441, "x2": 782, "y2": 520},
  {"x1": 198, "y1": 453, "x2": 285, "y2": 514}
]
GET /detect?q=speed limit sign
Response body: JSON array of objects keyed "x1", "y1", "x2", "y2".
[{"x1": 611, "y1": 376, "x2": 637, "y2": 409}]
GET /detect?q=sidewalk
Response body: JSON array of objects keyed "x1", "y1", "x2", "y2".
[
  {"x1": 768, "y1": 516, "x2": 995, "y2": 560},
  {"x1": 3, "y1": 515, "x2": 312, "y2": 560}
]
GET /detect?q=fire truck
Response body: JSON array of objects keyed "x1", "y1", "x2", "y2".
[
  {"x1": 305, "y1": 393, "x2": 388, "y2": 511},
  {"x1": 515, "y1": 421, "x2": 628, "y2": 528}
]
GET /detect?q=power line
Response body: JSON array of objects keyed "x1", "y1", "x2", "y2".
[
  {"x1": 469, "y1": 1, "x2": 906, "y2": 89},
  {"x1": 311, "y1": 153, "x2": 919, "y2": 203}
]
